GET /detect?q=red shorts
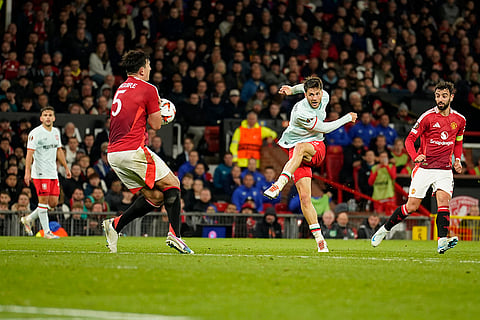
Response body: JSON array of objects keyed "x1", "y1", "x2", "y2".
[
  {"x1": 288, "y1": 141, "x2": 326, "y2": 183},
  {"x1": 33, "y1": 179, "x2": 60, "y2": 197}
]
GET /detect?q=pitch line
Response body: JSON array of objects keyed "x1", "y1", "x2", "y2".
[
  {"x1": 0, "y1": 305, "x2": 190, "y2": 319},
  {"x1": 1, "y1": 249, "x2": 479, "y2": 263}
]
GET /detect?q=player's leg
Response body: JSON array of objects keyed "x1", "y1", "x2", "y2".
[
  {"x1": 296, "y1": 175, "x2": 328, "y2": 252},
  {"x1": 435, "y1": 190, "x2": 458, "y2": 254},
  {"x1": 371, "y1": 197, "x2": 422, "y2": 247},
  {"x1": 155, "y1": 172, "x2": 194, "y2": 254},
  {"x1": 372, "y1": 167, "x2": 429, "y2": 247},
  {"x1": 264, "y1": 142, "x2": 316, "y2": 199}
]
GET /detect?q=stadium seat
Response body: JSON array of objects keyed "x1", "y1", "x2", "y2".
[
  {"x1": 274, "y1": 203, "x2": 290, "y2": 213},
  {"x1": 204, "y1": 126, "x2": 220, "y2": 153},
  {"x1": 325, "y1": 145, "x2": 344, "y2": 182},
  {"x1": 214, "y1": 202, "x2": 228, "y2": 212}
]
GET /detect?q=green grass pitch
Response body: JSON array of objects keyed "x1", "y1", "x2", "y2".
[{"x1": 1, "y1": 237, "x2": 480, "y2": 319}]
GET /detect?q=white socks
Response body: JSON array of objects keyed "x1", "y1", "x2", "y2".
[
  {"x1": 309, "y1": 223, "x2": 324, "y2": 242},
  {"x1": 37, "y1": 203, "x2": 50, "y2": 233},
  {"x1": 276, "y1": 171, "x2": 292, "y2": 191}
]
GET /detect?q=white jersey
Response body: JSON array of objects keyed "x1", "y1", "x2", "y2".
[
  {"x1": 278, "y1": 90, "x2": 330, "y2": 148},
  {"x1": 27, "y1": 125, "x2": 62, "y2": 179}
]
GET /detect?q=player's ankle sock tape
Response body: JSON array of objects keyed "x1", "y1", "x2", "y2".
[
  {"x1": 385, "y1": 204, "x2": 409, "y2": 231},
  {"x1": 436, "y1": 207, "x2": 450, "y2": 238},
  {"x1": 163, "y1": 187, "x2": 181, "y2": 237},
  {"x1": 114, "y1": 195, "x2": 155, "y2": 232}
]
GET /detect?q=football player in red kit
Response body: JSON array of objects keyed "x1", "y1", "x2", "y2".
[
  {"x1": 371, "y1": 81, "x2": 466, "y2": 254},
  {"x1": 102, "y1": 50, "x2": 193, "y2": 254}
]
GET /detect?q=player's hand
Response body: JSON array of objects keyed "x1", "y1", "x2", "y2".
[
  {"x1": 414, "y1": 154, "x2": 426, "y2": 163},
  {"x1": 65, "y1": 168, "x2": 72, "y2": 179},
  {"x1": 24, "y1": 172, "x2": 31, "y2": 186},
  {"x1": 278, "y1": 85, "x2": 293, "y2": 95},
  {"x1": 454, "y1": 159, "x2": 462, "y2": 173},
  {"x1": 349, "y1": 112, "x2": 358, "y2": 122}
]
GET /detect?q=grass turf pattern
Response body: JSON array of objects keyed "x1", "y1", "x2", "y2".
[{"x1": 1, "y1": 237, "x2": 479, "y2": 319}]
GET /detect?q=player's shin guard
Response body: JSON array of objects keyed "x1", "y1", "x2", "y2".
[
  {"x1": 163, "y1": 187, "x2": 181, "y2": 237},
  {"x1": 384, "y1": 204, "x2": 409, "y2": 231},
  {"x1": 113, "y1": 195, "x2": 157, "y2": 232},
  {"x1": 436, "y1": 206, "x2": 450, "y2": 238}
]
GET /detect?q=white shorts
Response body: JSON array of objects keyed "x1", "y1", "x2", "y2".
[
  {"x1": 408, "y1": 167, "x2": 454, "y2": 198},
  {"x1": 108, "y1": 146, "x2": 171, "y2": 194}
]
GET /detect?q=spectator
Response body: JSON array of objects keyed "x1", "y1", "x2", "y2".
[
  {"x1": 192, "y1": 188, "x2": 215, "y2": 213},
  {"x1": 224, "y1": 89, "x2": 246, "y2": 120},
  {"x1": 240, "y1": 158, "x2": 266, "y2": 187},
  {"x1": 320, "y1": 210, "x2": 340, "y2": 239},
  {"x1": 391, "y1": 138, "x2": 409, "y2": 173},
  {"x1": 174, "y1": 136, "x2": 195, "y2": 172},
  {"x1": 11, "y1": 192, "x2": 31, "y2": 213},
  {"x1": 240, "y1": 65, "x2": 266, "y2": 103},
  {"x1": 177, "y1": 150, "x2": 199, "y2": 181},
  {"x1": 2, "y1": 173, "x2": 21, "y2": 205},
  {"x1": 61, "y1": 122, "x2": 83, "y2": 146},
  {"x1": 358, "y1": 150, "x2": 376, "y2": 198},
  {"x1": 93, "y1": 142, "x2": 111, "y2": 181},
  {"x1": 213, "y1": 152, "x2": 233, "y2": 196},
  {"x1": 229, "y1": 111, "x2": 277, "y2": 168},
  {"x1": 357, "y1": 213, "x2": 381, "y2": 239},
  {"x1": 254, "y1": 207, "x2": 282, "y2": 238},
  {"x1": 368, "y1": 151, "x2": 397, "y2": 215},
  {"x1": 231, "y1": 173, "x2": 263, "y2": 212},
  {"x1": 105, "y1": 180, "x2": 123, "y2": 212},
  {"x1": 375, "y1": 114, "x2": 398, "y2": 148},
  {"x1": 349, "y1": 111, "x2": 376, "y2": 146},
  {"x1": 335, "y1": 205, "x2": 356, "y2": 239},
  {"x1": 62, "y1": 163, "x2": 85, "y2": 199},
  {"x1": 325, "y1": 111, "x2": 351, "y2": 147},
  {"x1": 65, "y1": 137, "x2": 83, "y2": 169}
]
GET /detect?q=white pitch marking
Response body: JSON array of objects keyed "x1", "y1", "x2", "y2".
[
  {"x1": 1, "y1": 249, "x2": 479, "y2": 263},
  {"x1": 0, "y1": 305, "x2": 190, "y2": 320}
]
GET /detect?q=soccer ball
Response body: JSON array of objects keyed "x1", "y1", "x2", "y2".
[{"x1": 160, "y1": 99, "x2": 176, "y2": 125}]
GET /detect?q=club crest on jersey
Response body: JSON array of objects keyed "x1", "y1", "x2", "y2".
[
  {"x1": 440, "y1": 131, "x2": 449, "y2": 140},
  {"x1": 433, "y1": 122, "x2": 440, "y2": 128},
  {"x1": 411, "y1": 188, "x2": 416, "y2": 194},
  {"x1": 306, "y1": 118, "x2": 314, "y2": 123},
  {"x1": 42, "y1": 183, "x2": 47, "y2": 190},
  {"x1": 450, "y1": 122, "x2": 457, "y2": 129}
]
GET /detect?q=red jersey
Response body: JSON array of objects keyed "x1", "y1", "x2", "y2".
[
  {"x1": 109, "y1": 76, "x2": 160, "y2": 152},
  {"x1": 406, "y1": 106, "x2": 466, "y2": 170}
]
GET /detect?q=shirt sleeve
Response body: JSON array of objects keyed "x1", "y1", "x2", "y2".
[
  {"x1": 145, "y1": 86, "x2": 161, "y2": 115},
  {"x1": 26, "y1": 132, "x2": 36, "y2": 150},
  {"x1": 454, "y1": 117, "x2": 466, "y2": 159}
]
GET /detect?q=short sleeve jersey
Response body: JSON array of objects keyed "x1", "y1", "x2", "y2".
[
  {"x1": 27, "y1": 125, "x2": 62, "y2": 179},
  {"x1": 409, "y1": 107, "x2": 466, "y2": 169},
  {"x1": 278, "y1": 90, "x2": 330, "y2": 149},
  {"x1": 108, "y1": 76, "x2": 160, "y2": 152}
]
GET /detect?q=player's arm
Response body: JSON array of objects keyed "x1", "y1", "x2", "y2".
[
  {"x1": 229, "y1": 128, "x2": 241, "y2": 164},
  {"x1": 147, "y1": 91, "x2": 163, "y2": 130},
  {"x1": 453, "y1": 120, "x2": 466, "y2": 173},
  {"x1": 148, "y1": 110, "x2": 163, "y2": 130},
  {"x1": 24, "y1": 149, "x2": 34, "y2": 186},
  {"x1": 57, "y1": 147, "x2": 71, "y2": 179},
  {"x1": 305, "y1": 113, "x2": 357, "y2": 133},
  {"x1": 278, "y1": 83, "x2": 304, "y2": 95},
  {"x1": 405, "y1": 118, "x2": 425, "y2": 163}
]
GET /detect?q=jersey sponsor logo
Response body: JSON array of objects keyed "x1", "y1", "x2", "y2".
[
  {"x1": 450, "y1": 122, "x2": 457, "y2": 129},
  {"x1": 433, "y1": 122, "x2": 440, "y2": 128},
  {"x1": 430, "y1": 139, "x2": 453, "y2": 146},
  {"x1": 440, "y1": 131, "x2": 449, "y2": 140}
]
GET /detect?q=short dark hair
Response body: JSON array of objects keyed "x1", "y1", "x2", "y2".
[
  {"x1": 303, "y1": 76, "x2": 323, "y2": 91},
  {"x1": 434, "y1": 81, "x2": 455, "y2": 95},
  {"x1": 121, "y1": 50, "x2": 150, "y2": 75},
  {"x1": 40, "y1": 106, "x2": 55, "y2": 116}
]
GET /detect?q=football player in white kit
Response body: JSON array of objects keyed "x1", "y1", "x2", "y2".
[
  {"x1": 21, "y1": 106, "x2": 71, "y2": 238},
  {"x1": 264, "y1": 77, "x2": 357, "y2": 252}
]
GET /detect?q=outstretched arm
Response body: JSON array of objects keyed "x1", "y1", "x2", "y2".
[
  {"x1": 308, "y1": 113, "x2": 357, "y2": 133},
  {"x1": 279, "y1": 84, "x2": 304, "y2": 95}
]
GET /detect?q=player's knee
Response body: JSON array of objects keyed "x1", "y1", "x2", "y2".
[{"x1": 163, "y1": 187, "x2": 180, "y2": 205}]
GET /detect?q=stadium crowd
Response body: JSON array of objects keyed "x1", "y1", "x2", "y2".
[{"x1": 1, "y1": 0, "x2": 480, "y2": 237}]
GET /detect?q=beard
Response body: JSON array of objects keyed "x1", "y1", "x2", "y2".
[{"x1": 437, "y1": 99, "x2": 451, "y2": 111}]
